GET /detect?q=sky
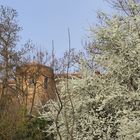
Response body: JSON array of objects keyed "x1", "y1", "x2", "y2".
[{"x1": 0, "y1": 0, "x2": 114, "y2": 56}]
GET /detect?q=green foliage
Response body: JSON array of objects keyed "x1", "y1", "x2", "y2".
[
  {"x1": 13, "y1": 117, "x2": 49, "y2": 140},
  {"x1": 0, "y1": 105, "x2": 53, "y2": 140}
]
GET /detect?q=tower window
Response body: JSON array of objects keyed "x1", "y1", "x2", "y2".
[
  {"x1": 44, "y1": 77, "x2": 48, "y2": 89},
  {"x1": 29, "y1": 78, "x2": 36, "y2": 88}
]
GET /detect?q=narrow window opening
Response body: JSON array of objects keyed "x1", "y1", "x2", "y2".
[
  {"x1": 44, "y1": 77, "x2": 48, "y2": 89},
  {"x1": 29, "y1": 79, "x2": 35, "y2": 88}
]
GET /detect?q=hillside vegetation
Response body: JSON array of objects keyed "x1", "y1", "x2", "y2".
[{"x1": 0, "y1": 0, "x2": 140, "y2": 140}]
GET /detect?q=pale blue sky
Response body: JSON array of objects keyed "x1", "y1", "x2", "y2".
[{"x1": 0, "y1": 0, "x2": 113, "y2": 56}]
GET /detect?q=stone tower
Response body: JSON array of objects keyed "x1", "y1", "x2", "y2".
[{"x1": 16, "y1": 62, "x2": 56, "y2": 114}]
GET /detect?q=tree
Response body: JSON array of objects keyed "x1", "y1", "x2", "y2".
[
  {"x1": 0, "y1": 5, "x2": 33, "y2": 109},
  {"x1": 0, "y1": 5, "x2": 20, "y2": 98},
  {"x1": 0, "y1": 6, "x2": 47, "y2": 140},
  {"x1": 41, "y1": 0, "x2": 140, "y2": 139}
]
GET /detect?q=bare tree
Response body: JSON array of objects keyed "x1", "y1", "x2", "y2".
[{"x1": 0, "y1": 5, "x2": 22, "y2": 111}]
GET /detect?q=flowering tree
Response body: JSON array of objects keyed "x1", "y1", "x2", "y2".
[{"x1": 41, "y1": 0, "x2": 140, "y2": 139}]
